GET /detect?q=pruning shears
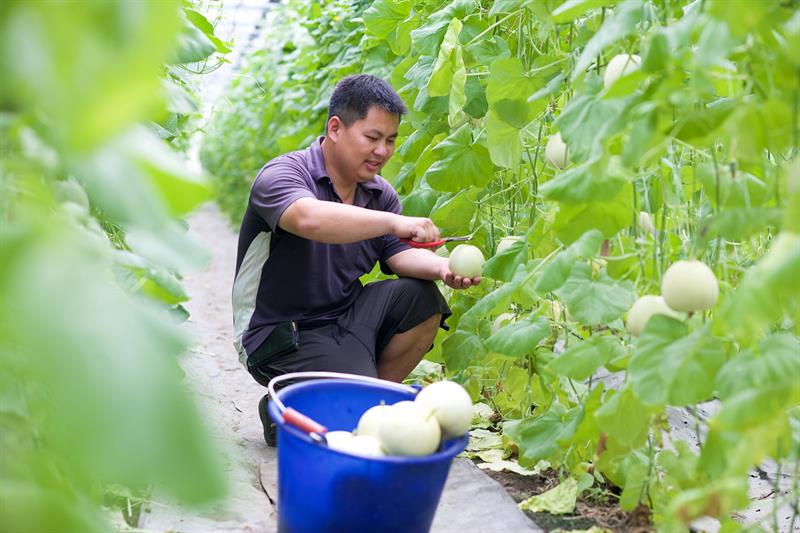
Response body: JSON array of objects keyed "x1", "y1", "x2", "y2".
[{"x1": 399, "y1": 235, "x2": 471, "y2": 249}]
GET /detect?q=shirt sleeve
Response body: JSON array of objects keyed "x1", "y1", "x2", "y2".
[
  {"x1": 250, "y1": 159, "x2": 316, "y2": 232},
  {"x1": 379, "y1": 186, "x2": 412, "y2": 274}
]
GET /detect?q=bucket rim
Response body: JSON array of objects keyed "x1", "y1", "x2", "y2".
[{"x1": 268, "y1": 378, "x2": 469, "y2": 464}]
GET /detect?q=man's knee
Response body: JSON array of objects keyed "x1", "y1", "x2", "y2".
[{"x1": 393, "y1": 277, "x2": 442, "y2": 305}]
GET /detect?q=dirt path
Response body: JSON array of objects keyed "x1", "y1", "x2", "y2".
[{"x1": 140, "y1": 203, "x2": 540, "y2": 532}]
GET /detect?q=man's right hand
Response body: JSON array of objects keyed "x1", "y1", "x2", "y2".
[{"x1": 390, "y1": 214, "x2": 441, "y2": 243}]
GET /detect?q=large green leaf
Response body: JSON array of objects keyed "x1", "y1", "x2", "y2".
[
  {"x1": 401, "y1": 184, "x2": 439, "y2": 217},
  {"x1": 547, "y1": 335, "x2": 626, "y2": 380},
  {"x1": 555, "y1": 92, "x2": 627, "y2": 162},
  {"x1": 486, "y1": 109, "x2": 522, "y2": 168},
  {"x1": 594, "y1": 386, "x2": 651, "y2": 449},
  {"x1": 441, "y1": 330, "x2": 487, "y2": 372},
  {"x1": 410, "y1": 0, "x2": 476, "y2": 55},
  {"x1": 429, "y1": 186, "x2": 480, "y2": 234},
  {"x1": 714, "y1": 334, "x2": 800, "y2": 430},
  {"x1": 183, "y1": 9, "x2": 231, "y2": 54},
  {"x1": 483, "y1": 238, "x2": 528, "y2": 282},
  {"x1": 504, "y1": 403, "x2": 583, "y2": 466},
  {"x1": 540, "y1": 156, "x2": 632, "y2": 204},
  {"x1": 552, "y1": 184, "x2": 633, "y2": 243},
  {"x1": 485, "y1": 316, "x2": 551, "y2": 357},
  {"x1": 171, "y1": 22, "x2": 217, "y2": 64},
  {"x1": 628, "y1": 317, "x2": 727, "y2": 407},
  {"x1": 363, "y1": 0, "x2": 412, "y2": 39},
  {"x1": 422, "y1": 124, "x2": 493, "y2": 191},
  {"x1": 554, "y1": 263, "x2": 636, "y2": 326},
  {"x1": 429, "y1": 18, "x2": 464, "y2": 96},
  {"x1": 486, "y1": 58, "x2": 539, "y2": 129},
  {"x1": 458, "y1": 275, "x2": 522, "y2": 331},
  {"x1": 533, "y1": 229, "x2": 603, "y2": 292},
  {"x1": 723, "y1": 99, "x2": 795, "y2": 163},
  {"x1": 464, "y1": 35, "x2": 510, "y2": 67}
]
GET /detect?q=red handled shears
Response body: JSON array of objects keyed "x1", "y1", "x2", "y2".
[{"x1": 399, "y1": 235, "x2": 471, "y2": 249}]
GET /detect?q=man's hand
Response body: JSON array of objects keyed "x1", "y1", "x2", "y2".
[
  {"x1": 439, "y1": 263, "x2": 481, "y2": 290},
  {"x1": 391, "y1": 214, "x2": 440, "y2": 243}
]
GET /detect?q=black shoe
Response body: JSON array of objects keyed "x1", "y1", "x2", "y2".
[{"x1": 258, "y1": 394, "x2": 277, "y2": 447}]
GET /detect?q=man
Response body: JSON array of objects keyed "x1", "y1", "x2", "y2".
[{"x1": 232, "y1": 74, "x2": 480, "y2": 446}]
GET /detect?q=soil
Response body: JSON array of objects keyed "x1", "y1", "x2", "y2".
[{"x1": 476, "y1": 461, "x2": 653, "y2": 532}]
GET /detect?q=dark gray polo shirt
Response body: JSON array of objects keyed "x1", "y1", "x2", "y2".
[{"x1": 232, "y1": 137, "x2": 411, "y2": 364}]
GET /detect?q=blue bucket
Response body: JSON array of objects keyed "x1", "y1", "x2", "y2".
[{"x1": 268, "y1": 374, "x2": 468, "y2": 533}]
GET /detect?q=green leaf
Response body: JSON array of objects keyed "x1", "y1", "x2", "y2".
[
  {"x1": 547, "y1": 335, "x2": 626, "y2": 381},
  {"x1": 723, "y1": 99, "x2": 794, "y2": 163},
  {"x1": 401, "y1": 185, "x2": 440, "y2": 217},
  {"x1": 363, "y1": 0, "x2": 412, "y2": 39},
  {"x1": 429, "y1": 186, "x2": 480, "y2": 234},
  {"x1": 429, "y1": 18, "x2": 464, "y2": 96},
  {"x1": 486, "y1": 109, "x2": 522, "y2": 168},
  {"x1": 572, "y1": 0, "x2": 643, "y2": 79},
  {"x1": 488, "y1": 0, "x2": 529, "y2": 17},
  {"x1": 518, "y1": 477, "x2": 578, "y2": 514},
  {"x1": 486, "y1": 58, "x2": 539, "y2": 128},
  {"x1": 137, "y1": 266, "x2": 188, "y2": 305},
  {"x1": 463, "y1": 75, "x2": 488, "y2": 118},
  {"x1": 449, "y1": 47, "x2": 468, "y2": 127},
  {"x1": 504, "y1": 403, "x2": 582, "y2": 466},
  {"x1": 695, "y1": 165, "x2": 770, "y2": 209},
  {"x1": 665, "y1": 478, "x2": 749, "y2": 531},
  {"x1": 442, "y1": 330, "x2": 487, "y2": 372},
  {"x1": 184, "y1": 9, "x2": 231, "y2": 54},
  {"x1": 715, "y1": 334, "x2": 800, "y2": 430},
  {"x1": 541, "y1": 156, "x2": 632, "y2": 204},
  {"x1": 127, "y1": 129, "x2": 210, "y2": 217},
  {"x1": 594, "y1": 386, "x2": 650, "y2": 449},
  {"x1": 555, "y1": 93, "x2": 627, "y2": 162},
  {"x1": 693, "y1": 18, "x2": 736, "y2": 68},
  {"x1": 458, "y1": 276, "x2": 521, "y2": 331},
  {"x1": 163, "y1": 78, "x2": 199, "y2": 115},
  {"x1": 485, "y1": 316, "x2": 551, "y2": 357},
  {"x1": 699, "y1": 208, "x2": 783, "y2": 241},
  {"x1": 552, "y1": 0, "x2": 614, "y2": 23},
  {"x1": 423, "y1": 124, "x2": 493, "y2": 191},
  {"x1": 533, "y1": 230, "x2": 603, "y2": 292},
  {"x1": 554, "y1": 263, "x2": 636, "y2": 327},
  {"x1": 410, "y1": 0, "x2": 477, "y2": 55},
  {"x1": 642, "y1": 32, "x2": 669, "y2": 72},
  {"x1": 715, "y1": 233, "x2": 800, "y2": 344},
  {"x1": 672, "y1": 98, "x2": 736, "y2": 146},
  {"x1": 171, "y1": 22, "x2": 217, "y2": 64},
  {"x1": 464, "y1": 35, "x2": 510, "y2": 67},
  {"x1": 629, "y1": 317, "x2": 727, "y2": 407},
  {"x1": 483, "y1": 239, "x2": 527, "y2": 282},
  {"x1": 552, "y1": 184, "x2": 633, "y2": 243}
]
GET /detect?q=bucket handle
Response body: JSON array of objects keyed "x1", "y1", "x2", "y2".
[{"x1": 267, "y1": 371, "x2": 419, "y2": 444}]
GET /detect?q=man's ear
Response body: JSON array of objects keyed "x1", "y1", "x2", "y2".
[{"x1": 327, "y1": 116, "x2": 343, "y2": 141}]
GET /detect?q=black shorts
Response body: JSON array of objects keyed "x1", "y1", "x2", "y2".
[{"x1": 248, "y1": 278, "x2": 451, "y2": 387}]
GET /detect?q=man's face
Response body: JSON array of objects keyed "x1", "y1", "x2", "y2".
[{"x1": 328, "y1": 106, "x2": 399, "y2": 182}]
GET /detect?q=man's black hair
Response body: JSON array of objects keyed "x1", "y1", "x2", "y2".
[{"x1": 327, "y1": 74, "x2": 407, "y2": 126}]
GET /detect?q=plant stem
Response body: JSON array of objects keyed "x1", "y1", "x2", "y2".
[
  {"x1": 711, "y1": 147, "x2": 722, "y2": 272},
  {"x1": 465, "y1": 12, "x2": 515, "y2": 47}
]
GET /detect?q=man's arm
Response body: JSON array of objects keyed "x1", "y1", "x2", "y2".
[
  {"x1": 279, "y1": 197, "x2": 440, "y2": 244},
  {"x1": 386, "y1": 248, "x2": 480, "y2": 290}
]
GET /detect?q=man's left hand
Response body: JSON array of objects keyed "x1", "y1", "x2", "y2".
[{"x1": 440, "y1": 267, "x2": 480, "y2": 290}]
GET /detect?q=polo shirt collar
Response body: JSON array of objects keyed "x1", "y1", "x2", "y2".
[{"x1": 308, "y1": 136, "x2": 383, "y2": 195}]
